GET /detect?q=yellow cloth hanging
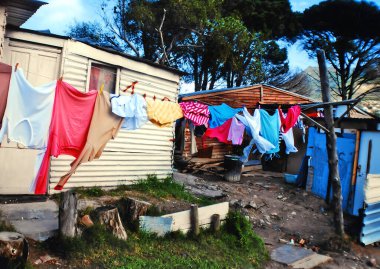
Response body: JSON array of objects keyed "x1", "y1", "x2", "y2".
[{"x1": 146, "y1": 99, "x2": 183, "y2": 127}]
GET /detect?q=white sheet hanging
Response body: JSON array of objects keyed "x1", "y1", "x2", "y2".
[{"x1": 0, "y1": 68, "x2": 56, "y2": 149}]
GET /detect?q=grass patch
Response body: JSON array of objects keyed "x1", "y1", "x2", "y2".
[
  {"x1": 74, "y1": 175, "x2": 214, "y2": 206},
  {"x1": 44, "y1": 211, "x2": 268, "y2": 269}
]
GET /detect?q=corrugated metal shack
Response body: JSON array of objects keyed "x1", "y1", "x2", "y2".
[
  {"x1": 307, "y1": 108, "x2": 380, "y2": 245},
  {"x1": 0, "y1": 27, "x2": 182, "y2": 194},
  {"x1": 179, "y1": 85, "x2": 314, "y2": 174}
]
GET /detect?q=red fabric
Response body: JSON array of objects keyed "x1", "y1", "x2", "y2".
[
  {"x1": 0, "y1": 63, "x2": 12, "y2": 129},
  {"x1": 34, "y1": 81, "x2": 98, "y2": 194},
  {"x1": 278, "y1": 105, "x2": 301, "y2": 133},
  {"x1": 203, "y1": 118, "x2": 233, "y2": 144}
]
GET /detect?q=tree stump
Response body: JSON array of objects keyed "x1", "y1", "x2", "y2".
[
  {"x1": 96, "y1": 206, "x2": 127, "y2": 240},
  {"x1": 0, "y1": 232, "x2": 28, "y2": 269},
  {"x1": 59, "y1": 190, "x2": 78, "y2": 238},
  {"x1": 118, "y1": 197, "x2": 151, "y2": 231}
]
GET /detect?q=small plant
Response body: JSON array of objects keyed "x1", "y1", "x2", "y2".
[
  {"x1": 224, "y1": 210, "x2": 266, "y2": 251},
  {"x1": 75, "y1": 186, "x2": 105, "y2": 197}
]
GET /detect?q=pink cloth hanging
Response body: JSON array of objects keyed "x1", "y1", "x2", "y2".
[
  {"x1": 203, "y1": 118, "x2": 233, "y2": 144},
  {"x1": 227, "y1": 117, "x2": 245, "y2": 145},
  {"x1": 34, "y1": 81, "x2": 98, "y2": 194},
  {"x1": 279, "y1": 105, "x2": 301, "y2": 133},
  {"x1": 179, "y1": 101, "x2": 209, "y2": 126}
]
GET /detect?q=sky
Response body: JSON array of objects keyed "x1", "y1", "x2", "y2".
[{"x1": 22, "y1": 0, "x2": 380, "y2": 71}]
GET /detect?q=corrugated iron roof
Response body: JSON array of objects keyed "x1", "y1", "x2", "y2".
[
  {"x1": 3, "y1": 0, "x2": 46, "y2": 27},
  {"x1": 180, "y1": 84, "x2": 315, "y2": 108}
]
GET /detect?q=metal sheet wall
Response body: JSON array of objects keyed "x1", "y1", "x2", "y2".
[{"x1": 49, "y1": 55, "x2": 179, "y2": 192}]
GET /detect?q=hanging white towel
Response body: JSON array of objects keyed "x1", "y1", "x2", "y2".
[
  {"x1": 282, "y1": 128, "x2": 298, "y2": 154},
  {"x1": 0, "y1": 68, "x2": 56, "y2": 149},
  {"x1": 242, "y1": 107, "x2": 275, "y2": 154}
]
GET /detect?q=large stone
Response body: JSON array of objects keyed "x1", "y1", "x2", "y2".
[{"x1": 0, "y1": 200, "x2": 58, "y2": 241}]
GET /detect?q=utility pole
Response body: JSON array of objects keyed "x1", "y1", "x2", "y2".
[{"x1": 317, "y1": 49, "x2": 345, "y2": 238}]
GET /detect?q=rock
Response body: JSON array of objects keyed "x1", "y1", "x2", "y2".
[
  {"x1": 277, "y1": 195, "x2": 283, "y2": 199},
  {"x1": 367, "y1": 258, "x2": 377, "y2": 267},
  {"x1": 291, "y1": 211, "x2": 297, "y2": 216},
  {"x1": 80, "y1": 215, "x2": 94, "y2": 228},
  {"x1": 245, "y1": 201, "x2": 258, "y2": 209}
]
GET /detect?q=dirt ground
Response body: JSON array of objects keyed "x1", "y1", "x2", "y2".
[{"x1": 189, "y1": 165, "x2": 380, "y2": 269}]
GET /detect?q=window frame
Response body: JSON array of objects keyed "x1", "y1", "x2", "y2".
[{"x1": 86, "y1": 60, "x2": 120, "y2": 94}]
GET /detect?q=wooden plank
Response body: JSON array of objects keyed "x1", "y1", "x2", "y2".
[
  {"x1": 162, "y1": 202, "x2": 229, "y2": 232},
  {"x1": 290, "y1": 253, "x2": 332, "y2": 269}
]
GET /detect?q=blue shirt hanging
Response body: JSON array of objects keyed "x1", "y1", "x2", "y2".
[
  {"x1": 260, "y1": 109, "x2": 280, "y2": 154},
  {"x1": 208, "y1": 103, "x2": 242, "y2": 128}
]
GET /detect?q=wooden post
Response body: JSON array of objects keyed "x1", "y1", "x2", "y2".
[
  {"x1": 0, "y1": 232, "x2": 28, "y2": 268},
  {"x1": 190, "y1": 204, "x2": 199, "y2": 236},
  {"x1": 317, "y1": 49, "x2": 345, "y2": 238},
  {"x1": 211, "y1": 214, "x2": 221, "y2": 232},
  {"x1": 59, "y1": 190, "x2": 78, "y2": 238}
]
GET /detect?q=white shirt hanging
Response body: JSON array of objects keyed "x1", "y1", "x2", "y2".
[{"x1": 0, "y1": 68, "x2": 56, "y2": 149}]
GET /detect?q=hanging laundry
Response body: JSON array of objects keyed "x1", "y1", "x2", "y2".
[
  {"x1": 146, "y1": 99, "x2": 183, "y2": 127},
  {"x1": 55, "y1": 91, "x2": 124, "y2": 190},
  {"x1": 227, "y1": 117, "x2": 245, "y2": 145},
  {"x1": 282, "y1": 128, "x2": 298, "y2": 154},
  {"x1": 194, "y1": 125, "x2": 207, "y2": 137},
  {"x1": 110, "y1": 93, "x2": 148, "y2": 130},
  {"x1": 0, "y1": 68, "x2": 56, "y2": 148},
  {"x1": 189, "y1": 123, "x2": 198, "y2": 154},
  {"x1": 239, "y1": 107, "x2": 274, "y2": 161},
  {"x1": 179, "y1": 101, "x2": 209, "y2": 126},
  {"x1": 33, "y1": 81, "x2": 98, "y2": 194},
  {"x1": 260, "y1": 109, "x2": 281, "y2": 154},
  {"x1": 208, "y1": 103, "x2": 242, "y2": 128},
  {"x1": 279, "y1": 105, "x2": 301, "y2": 133},
  {"x1": 234, "y1": 114, "x2": 252, "y2": 137},
  {"x1": 0, "y1": 63, "x2": 12, "y2": 130},
  {"x1": 204, "y1": 118, "x2": 233, "y2": 144}
]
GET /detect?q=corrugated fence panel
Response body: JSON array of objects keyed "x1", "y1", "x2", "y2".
[
  {"x1": 360, "y1": 202, "x2": 380, "y2": 245},
  {"x1": 365, "y1": 174, "x2": 380, "y2": 204},
  {"x1": 62, "y1": 53, "x2": 89, "y2": 92},
  {"x1": 49, "y1": 66, "x2": 179, "y2": 192}
]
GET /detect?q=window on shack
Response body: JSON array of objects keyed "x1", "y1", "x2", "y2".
[{"x1": 88, "y1": 63, "x2": 117, "y2": 93}]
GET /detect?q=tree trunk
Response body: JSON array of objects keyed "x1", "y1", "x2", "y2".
[
  {"x1": 317, "y1": 49, "x2": 345, "y2": 238},
  {"x1": 96, "y1": 206, "x2": 127, "y2": 240},
  {"x1": 0, "y1": 232, "x2": 28, "y2": 269},
  {"x1": 59, "y1": 190, "x2": 78, "y2": 238},
  {"x1": 118, "y1": 198, "x2": 151, "y2": 231}
]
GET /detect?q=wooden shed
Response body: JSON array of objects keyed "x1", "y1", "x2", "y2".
[
  {"x1": 179, "y1": 85, "x2": 313, "y2": 168},
  {"x1": 0, "y1": 27, "x2": 182, "y2": 194}
]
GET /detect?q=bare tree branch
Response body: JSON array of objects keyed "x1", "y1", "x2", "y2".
[{"x1": 156, "y1": 9, "x2": 169, "y2": 65}]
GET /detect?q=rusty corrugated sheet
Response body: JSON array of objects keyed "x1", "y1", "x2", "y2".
[
  {"x1": 181, "y1": 84, "x2": 314, "y2": 109},
  {"x1": 3, "y1": 0, "x2": 46, "y2": 27}
]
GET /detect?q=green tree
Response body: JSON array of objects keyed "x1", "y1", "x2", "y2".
[
  {"x1": 300, "y1": 0, "x2": 380, "y2": 100},
  {"x1": 68, "y1": 0, "x2": 297, "y2": 91}
]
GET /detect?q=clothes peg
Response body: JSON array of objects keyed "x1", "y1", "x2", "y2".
[
  {"x1": 99, "y1": 83, "x2": 104, "y2": 94},
  {"x1": 14, "y1": 63, "x2": 19, "y2": 72},
  {"x1": 143, "y1": 93, "x2": 146, "y2": 99},
  {"x1": 153, "y1": 95, "x2": 156, "y2": 101},
  {"x1": 162, "y1": 97, "x2": 171, "y2": 102}
]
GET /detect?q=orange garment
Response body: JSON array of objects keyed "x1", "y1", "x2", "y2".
[
  {"x1": 147, "y1": 99, "x2": 183, "y2": 127},
  {"x1": 55, "y1": 91, "x2": 124, "y2": 190}
]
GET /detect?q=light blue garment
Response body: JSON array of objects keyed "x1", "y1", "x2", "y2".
[
  {"x1": 259, "y1": 109, "x2": 280, "y2": 154},
  {"x1": 238, "y1": 108, "x2": 275, "y2": 162},
  {"x1": 0, "y1": 68, "x2": 56, "y2": 149},
  {"x1": 282, "y1": 128, "x2": 298, "y2": 154},
  {"x1": 110, "y1": 94, "x2": 148, "y2": 130},
  {"x1": 208, "y1": 103, "x2": 242, "y2": 128}
]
